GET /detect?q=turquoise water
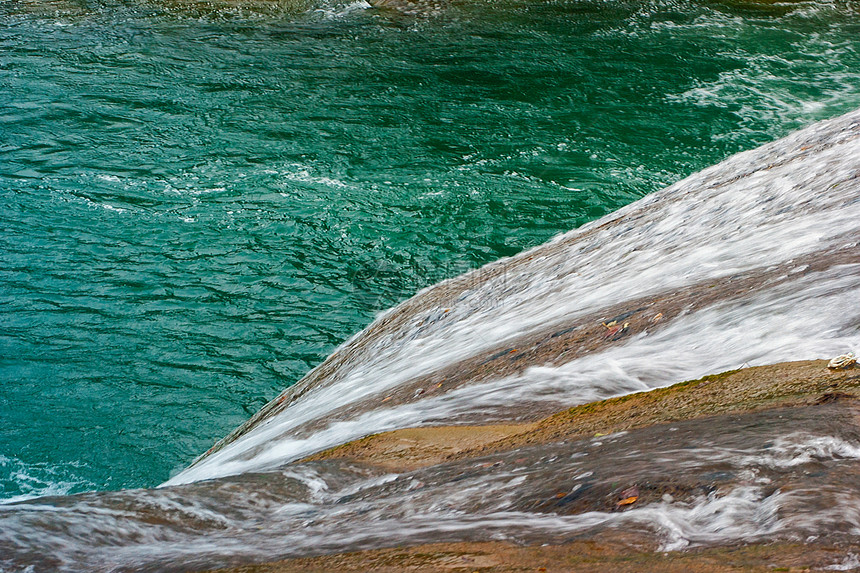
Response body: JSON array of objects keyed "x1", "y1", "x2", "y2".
[{"x1": 1, "y1": 0, "x2": 859, "y2": 500}]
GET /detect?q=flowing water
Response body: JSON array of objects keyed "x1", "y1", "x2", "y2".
[
  {"x1": 5, "y1": 403, "x2": 860, "y2": 571},
  {"x1": 3, "y1": 0, "x2": 860, "y2": 501},
  {"x1": 3, "y1": 0, "x2": 860, "y2": 569},
  {"x1": 169, "y1": 105, "x2": 860, "y2": 485},
  {"x1": 2, "y1": 80, "x2": 860, "y2": 573}
]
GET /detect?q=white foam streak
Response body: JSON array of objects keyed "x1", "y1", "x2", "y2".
[
  {"x1": 631, "y1": 487, "x2": 783, "y2": 551},
  {"x1": 491, "y1": 268, "x2": 860, "y2": 407},
  {"x1": 270, "y1": 487, "x2": 785, "y2": 555},
  {"x1": 826, "y1": 553, "x2": 860, "y2": 571},
  {"x1": 0, "y1": 457, "x2": 95, "y2": 506},
  {"x1": 744, "y1": 434, "x2": 860, "y2": 469}
]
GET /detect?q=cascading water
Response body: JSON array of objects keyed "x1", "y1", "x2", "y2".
[
  {"x1": 1, "y1": 105, "x2": 859, "y2": 573},
  {"x1": 5, "y1": 0, "x2": 860, "y2": 502},
  {"x1": 167, "y1": 106, "x2": 860, "y2": 485}
]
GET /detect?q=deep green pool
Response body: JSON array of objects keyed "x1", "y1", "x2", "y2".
[{"x1": 1, "y1": 0, "x2": 859, "y2": 499}]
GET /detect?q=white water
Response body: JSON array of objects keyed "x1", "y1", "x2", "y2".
[
  {"x1": 0, "y1": 457, "x2": 95, "y2": 506},
  {"x1": 168, "y1": 108, "x2": 860, "y2": 486},
  {"x1": 4, "y1": 412, "x2": 860, "y2": 572}
]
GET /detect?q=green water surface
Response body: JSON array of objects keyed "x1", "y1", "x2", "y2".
[{"x1": 1, "y1": 0, "x2": 859, "y2": 498}]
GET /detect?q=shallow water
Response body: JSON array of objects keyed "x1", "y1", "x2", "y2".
[
  {"x1": 3, "y1": 403, "x2": 860, "y2": 572},
  {"x1": 3, "y1": 0, "x2": 860, "y2": 500}
]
